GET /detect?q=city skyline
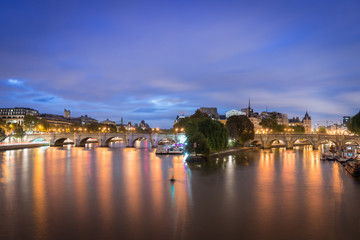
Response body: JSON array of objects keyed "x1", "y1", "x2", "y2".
[{"x1": 1, "y1": 0, "x2": 360, "y2": 128}]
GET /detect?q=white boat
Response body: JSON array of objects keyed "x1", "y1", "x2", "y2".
[
  {"x1": 320, "y1": 150, "x2": 336, "y2": 161},
  {"x1": 337, "y1": 145, "x2": 357, "y2": 163},
  {"x1": 156, "y1": 144, "x2": 184, "y2": 155}
]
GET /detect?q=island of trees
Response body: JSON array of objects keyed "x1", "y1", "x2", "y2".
[{"x1": 174, "y1": 110, "x2": 255, "y2": 159}]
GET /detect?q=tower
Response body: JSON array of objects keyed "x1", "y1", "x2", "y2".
[
  {"x1": 64, "y1": 109, "x2": 70, "y2": 118},
  {"x1": 302, "y1": 111, "x2": 312, "y2": 134}
]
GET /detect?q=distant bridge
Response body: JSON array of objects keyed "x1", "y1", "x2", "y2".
[
  {"x1": 3, "y1": 133, "x2": 360, "y2": 150},
  {"x1": 5, "y1": 132, "x2": 186, "y2": 148},
  {"x1": 250, "y1": 133, "x2": 360, "y2": 149}
]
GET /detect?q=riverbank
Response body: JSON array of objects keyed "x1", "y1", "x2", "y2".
[
  {"x1": 0, "y1": 143, "x2": 49, "y2": 151},
  {"x1": 186, "y1": 146, "x2": 259, "y2": 162},
  {"x1": 209, "y1": 146, "x2": 259, "y2": 158}
]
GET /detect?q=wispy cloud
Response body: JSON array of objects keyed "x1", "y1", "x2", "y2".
[{"x1": 1, "y1": 0, "x2": 360, "y2": 127}]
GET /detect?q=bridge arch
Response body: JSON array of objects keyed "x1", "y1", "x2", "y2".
[
  {"x1": 264, "y1": 139, "x2": 286, "y2": 148},
  {"x1": 344, "y1": 140, "x2": 360, "y2": 146},
  {"x1": 132, "y1": 137, "x2": 152, "y2": 148},
  {"x1": 54, "y1": 138, "x2": 72, "y2": 147},
  {"x1": 249, "y1": 140, "x2": 262, "y2": 147},
  {"x1": 103, "y1": 137, "x2": 125, "y2": 147},
  {"x1": 29, "y1": 138, "x2": 47, "y2": 143},
  {"x1": 318, "y1": 139, "x2": 337, "y2": 146},
  {"x1": 290, "y1": 138, "x2": 316, "y2": 149},
  {"x1": 78, "y1": 137, "x2": 99, "y2": 147}
]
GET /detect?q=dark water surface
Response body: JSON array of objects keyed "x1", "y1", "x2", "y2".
[{"x1": 1, "y1": 146, "x2": 360, "y2": 240}]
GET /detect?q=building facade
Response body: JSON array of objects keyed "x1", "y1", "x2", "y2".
[
  {"x1": 199, "y1": 107, "x2": 220, "y2": 120},
  {"x1": 100, "y1": 118, "x2": 116, "y2": 125},
  {"x1": 64, "y1": 109, "x2": 71, "y2": 118},
  {"x1": 226, "y1": 109, "x2": 244, "y2": 118},
  {"x1": 0, "y1": 107, "x2": 39, "y2": 124},
  {"x1": 343, "y1": 116, "x2": 350, "y2": 125}
]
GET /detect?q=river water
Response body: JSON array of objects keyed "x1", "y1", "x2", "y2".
[{"x1": 1, "y1": 145, "x2": 360, "y2": 240}]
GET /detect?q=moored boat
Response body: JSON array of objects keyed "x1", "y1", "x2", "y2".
[
  {"x1": 337, "y1": 145, "x2": 357, "y2": 163},
  {"x1": 320, "y1": 150, "x2": 336, "y2": 161},
  {"x1": 156, "y1": 143, "x2": 184, "y2": 155},
  {"x1": 345, "y1": 160, "x2": 360, "y2": 176}
]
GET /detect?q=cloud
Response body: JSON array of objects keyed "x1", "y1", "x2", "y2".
[
  {"x1": 7, "y1": 79, "x2": 23, "y2": 85},
  {"x1": 33, "y1": 97, "x2": 55, "y2": 103},
  {"x1": 133, "y1": 107, "x2": 163, "y2": 113}
]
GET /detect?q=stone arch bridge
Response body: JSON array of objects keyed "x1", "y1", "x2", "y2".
[
  {"x1": 19, "y1": 133, "x2": 185, "y2": 148},
  {"x1": 250, "y1": 134, "x2": 360, "y2": 149}
]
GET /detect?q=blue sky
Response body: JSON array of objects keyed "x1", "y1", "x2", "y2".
[{"x1": 1, "y1": 0, "x2": 360, "y2": 127}]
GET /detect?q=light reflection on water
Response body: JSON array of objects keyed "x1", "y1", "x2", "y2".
[{"x1": 0, "y1": 146, "x2": 360, "y2": 239}]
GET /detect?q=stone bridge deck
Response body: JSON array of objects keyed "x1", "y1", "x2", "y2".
[
  {"x1": 17, "y1": 132, "x2": 186, "y2": 147},
  {"x1": 4, "y1": 133, "x2": 359, "y2": 149},
  {"x1": 251, "y1": 133, "x2": 360, "y2": 149}
]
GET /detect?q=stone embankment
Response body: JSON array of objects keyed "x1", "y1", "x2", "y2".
[{"x1": 0, "y1": 143, "x2": 49, "y2": 151}]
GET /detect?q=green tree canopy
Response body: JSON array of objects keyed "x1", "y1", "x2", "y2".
[
  {"x1": 185, "y1": 132, "x2": 210, "y2": 156},
  {"x1": 99, "y1": 124, "x2": 117, "y2": 133},
  {"x1": 174, "y1": 117, "x2": 189, "y2": 130},
  {"x1": 38, "y1": 119, "x2": 50, "y2": 132},
  {"x1": 347, "y1": 111, "x2": 360, "y2": 135},
  {"x1": 185, "y1": 117, "x2": 228, "y2": 154},
  {"x1": 87, "y1": 123, "x2": 101, "y2": 133},
  {"x1": 23, "y1": 115, "x2": 40, "y2": 131},
  {"x1": 174, "y1": 110, "x2": 210, "y2": 132},
  {"x1": 12, "y1": 123, "x2": 24, "y2": 138},
  {"x1": 190, "y1": 109, "x2": 210, "y2": 119},
  {"x1": 136, "y1": 127, "x2": 152, "y2": 134},
  {"x1": 86, "y1": 123, "x2": 117, "y2": 133},
  {"x1": 318, "y1": 126, "x2": 327, "y2": 134},
  {"x1": 289, "y1": 125, "x2": 305, "y2": 133},
  {"x1": 198, "y1": 118, "x2": 228, "y2": 153},
  {"x1": 117, "y1": 125, "x2": 126, "y2": 132},
  {"x1": 259, "y1": 116, "x2": 284, "y2": 132},
  {"x1": 0, "y1": 119, "x2": 5, "y2": 135},
  {"x1": 226, "y1": 115, "x2": 254, "y2": 146}
]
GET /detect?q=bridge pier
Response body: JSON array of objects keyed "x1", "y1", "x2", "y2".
[
  {"x1": 286, "y1": 141, "x2": 294, "y2": 149},
  {"x1": 263, "y1": 143, "x2": 272, "y2": 149}
]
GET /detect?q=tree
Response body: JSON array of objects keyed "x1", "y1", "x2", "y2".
[
  {"x1": 259, "y1": 116, "x2": 284, "y2": 132},
  {"x1": 347, "y1": 111, "x2": 360, "y2": 135},
  {"x1": 197, "y1": 118, "x2": 228, "y2": 153},
  {"x1": 174, "y1": 110, "x2": 210, "y2": 132},
  {"x1": 318, "y1": 126, "x2": 327, "y2": 134},
  {"x1": 38, "y1": 119, "x2": 50, "y2": 132},
  {"x1": 23, "y1": 115, "x2": 39, "y2": 131},
  {"x1": 1, "y1": 121, "x2": 11, "y2": 135},
  {"x1": 117, "y1": 125, "x2": 126, "y2": 132},
  {"x1": 12, "y1": 123, "x2": 24, "y2": 138},
  {"x1": 174, "y1": 117, "x2": 189, "y2": 130},
  {"x1": 0, "y1": 119, "x2": 5, "y2": 136},
  {"x1": 185, "y1": 117, "x2": 228, "y2": 154},
  {"x1": 190, "y1": 109, "x2": 210, "y2": 119},
  {"x1": 226, "y1": 115, "x2": 254, "y2": 146},
  {"x1": 87, "y1": 123, "x2": 100, "y2": 133},
  {"x1": 289, "y1": 125, "x2": 305, "y2": 133},
  {"x1": 185, "y1": 132, "x2": 210, "y2": 156},
  {"x1": 136, "y1": 127, "x2": 152, "y2": 134}
]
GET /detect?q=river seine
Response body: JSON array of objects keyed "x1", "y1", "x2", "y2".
[{"x1": 1, "y1": 145, "x2": 360, "y2": 240}]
